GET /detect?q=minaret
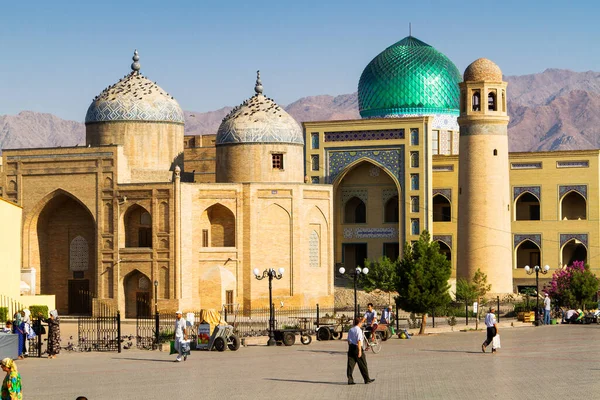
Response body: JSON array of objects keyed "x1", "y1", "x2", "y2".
[{"x1": 456, "y1": 58, "x2": 513, "y2": 293}]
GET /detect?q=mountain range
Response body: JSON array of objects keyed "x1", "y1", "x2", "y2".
[{"x1": 1, "y1": 69, "x2": 600, "y2": 153}]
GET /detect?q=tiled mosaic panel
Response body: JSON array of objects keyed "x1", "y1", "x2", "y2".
[
  {"x1": 513, "y1": 234, "x2": 542, "y2": 248},
  {"x1": 327, "y1": 148, "x2": 404, "y2": 185},
  {"x1": 358, "y1": 36, "x2": 461, "y2": 118},
  {"x1": 341, "y1": 189, "x2": 368, "y2": 204},
  {"x1": 559, "y1": 185, "x2": 587, "y2": 199},
  {"x1": 324, "y1": 129, "x2": 404, "y2": 142},
  {"x1": 513, "y1": 186, "x2": 541, "y2": 200},
  {"x1": 309, "y1": 231, "x2": 319, "y2": 268},
  {"x1": 433, "y1": 235, "x2": 452, "y2": 249},
  {"x1": 559, "y1": 233, "x2": 588, "y2": 247}
]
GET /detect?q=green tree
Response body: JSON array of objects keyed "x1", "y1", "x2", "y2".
[
  {"x1": 361, "y1": 256, "x2": 398, "y2": 303},
  {"x1": 471, "y1": 269, "x2": 491, "y2": 331},
  {"x1": 570, "y1": 266, "x2": 599, "y2": 309},
  {"x1": 454, "y1": 278, "x2": 477, "y2": 325},
  {"x1": 395, "y1": 231, "x2": 452, "y2": 334}
]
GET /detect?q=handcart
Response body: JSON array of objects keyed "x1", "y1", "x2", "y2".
[{"x1": 273, "y1": 328, "x2": 312, "y2": 346}]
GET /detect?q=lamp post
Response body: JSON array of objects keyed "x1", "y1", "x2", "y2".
[
  {"x1": 524, "y1": 264, "x2": 550, "y2": 326},
  {"x1": 338, "y1": 265, "x2": 369, "y2": 317},
  {"x1": 254, "y1": 267, "x2": 284, "y2": 346},
  {"x1": 153, "y1": 280, "x2": 159, "y2": 313}
]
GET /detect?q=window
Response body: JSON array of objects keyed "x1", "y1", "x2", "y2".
[
  {"x1": 410, "y1": 174, "x2": 419, "y2": 190},
  {"x1": 432, "y1": 131, "x2": 439, "y2": 155},
  {"x1": 445, "y1": 131, "x2": 452, "y2": 155},
  {"x1": 383, "y1": 243, "x2": 400, "y2": 261},
  {"x1": 344, "y1": 197, "x2": 366, "y2": 223},
  {"x1": 472, "y1": 90, "x2": 481, "y2": 111},
  {"x1": 410, "y1": 152, "x2": 419, "y2": 168},
  {"x1": 502, "y1": 90, "x2": 506, "y2": 112},
  {"x1": 493, "y1": 149, "x2": 498, "y2": 156},
  {"x1": 411, "y1": 219, "x2": 420, "y2": 235},
  {"x1": 226, "y1": 290, "x2": 234, "y2": 314},
  {"x1": 272, "y1": 154, "x2": 283, "y2": 169},
  {"x1": 311, "y1": 155, "x2": 319, "y2": 171},
  {"x1": 410, "y1": 129, "x2": 419, "y2": 146},
  {"x1": 384, "y1": 196, "x2": 399, "y2": 223},
  {"x1": 311, "y1": 177, "x2": 319, "y2": 184},
  {"x1": 488, "y1": 90, "x2": 497, "y2": 111},
  {"x1": 311, "y1": 133, "x2": 319, "y2": 149},
  {"x1": 411, "y1": 196, "x2": 419, "y2": 213},
  {"x1": 461, "y1": 91, "x2": 466, "y2": 112},
  {"x1": 432, "y1": 195, "x2": 451, "y2": 222},
  {"x1": 202, "y1": 229, "x2": 209, "y2": 247},
  {"x1": 139, "y1": 227, "x2": 152, "y2": 247}
]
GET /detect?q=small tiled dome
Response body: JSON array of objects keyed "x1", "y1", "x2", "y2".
[
  {"x1": 464, "y1": 58, "x2": 503, "y2": 82},
  {"x1": 216, "y1": 71, "x2": 303, "y2": 146},
  {"x1": 85, "y1": 50, "x2": 184, "y2": 124}
]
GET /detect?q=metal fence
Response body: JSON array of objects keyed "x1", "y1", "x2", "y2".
[{"x1": 77, "y1": 302, "x2": 121, "y2": 352}]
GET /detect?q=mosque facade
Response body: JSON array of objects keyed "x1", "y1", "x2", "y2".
[{"x1": 1, "y1": 37, "x2": 598, "y2": 314}]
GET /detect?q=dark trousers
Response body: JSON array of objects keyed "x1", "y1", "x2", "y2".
[
  {"x1": 483, "y1": 327, "x2": 496, "y2": 347},
  {"x1": 347, "y1": 344, "x2": 370, "y2": 383}
]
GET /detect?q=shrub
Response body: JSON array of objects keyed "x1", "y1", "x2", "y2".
[
  {"x1": 0, "y1": 307, "x2": 8, "y2": 323},
  {"x1": 29, "y1": 305, "x2": 49, "y2": 319}
]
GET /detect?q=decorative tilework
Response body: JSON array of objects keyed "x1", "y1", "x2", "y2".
[
  {"x1": 69, "y1": 236, "x2": 89, "y2": 272},
  {"x1": 514, "y1": 234, "x2": 541, "y2": 248},
  {"x1": 309, "y1": 230, "x2": 319, "y2": 268},
  {"x1": 433, "y1": 235, "x2": 452, "y2": 249},
  {"x1": 382, "y1": 188, "x2": 398, "y2": 204},
  {"x1": 433, "y1": 188, "x2": 452, "y2": 201},
  {"x1": 560, "y1": 233, "x2": 588, "y2": 248},
  {"x1": 559, "y1": 185, "x2": 587, "y2": 199},
  {"x1": 327, "y1": 147, "x2": 404, "y2": 185},
  {"x1": 85, "y1": 72, "x2": 184, "y2": 124},
  {"x1": 343, "y1": 227, "x2": 397, "y2": 239},
  {"x1": 324, "y1": 129, "x2": 404, "y2": 142},
  {"x1": 217, "y1": 94, "x2": 303, "y2": 145},
  {"x1": 513, "y1": 186, "x2": 541, "y2": 201},
  {"x1": 369, "y1": 166, "x2": 380, "y2": 177},
  {"x1": 342, "y1": 189, "x2": 368, "y2": 204},
  {"x1": 370, "y1": 113, "x2": 459, "y2": 130},
  {"x1": 557, "y1": 161, "x2": 589, "y2": 168}
]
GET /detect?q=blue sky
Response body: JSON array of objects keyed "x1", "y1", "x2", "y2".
[{"x1": 0, "y1": 0, "x2": 597, "y2": 121}]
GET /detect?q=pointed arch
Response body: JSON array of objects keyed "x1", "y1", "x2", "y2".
[
  {"x1": 436, "y1": 240, "x2": 451, "y2": 262},
  {"x1": 384, "y1": 195, "x2": 399, "y2": 223},
  {"x1": 561, "y1": 239, "x2": 587, "y2": 268},
  {"x1": 202, "y1": 203, "x2": 236, "y2": 247},
  {"x1": 515, "y1": 239, "x2": 541, "y2": 269},
  {"x1": 122, "y1": 203, "x2": 152, "y2": 248},
  {"x1": 122, "y1": 269, "x2": 152, "y2": 318},
  {"x1": 345, "y1": 197, "x2": 366, "y2": 223},
  {"x1": 515, "y1": 192, "x2": 540, "y2": 221},
  {"x1": 332, "y1": 157, "x2": 401, "y2": 192},
  {"x1": 432, "y1": 194, "x2": 451, "y2": 222},
  {"x1": 560, "y1": 191, "x2": 586, "y2": 220}
]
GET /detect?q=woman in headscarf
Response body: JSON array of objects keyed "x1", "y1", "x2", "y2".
[
  {"x1": 43, "y1": 310, "x2": 61, "y2": 359},
  {"x1": 1, "y1": 358, "x2": 22, "y2": 400},
  {"x1": 20, "y1": 311, "x2": 31, "y2": 357},
  {"x1": 11, "y1": 314, "x2": 24, "y2": 360}
]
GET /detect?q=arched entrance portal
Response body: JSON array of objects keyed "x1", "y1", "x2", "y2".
[
  {"x1": 31, "y1": 191, "x2": 96, "y2": 315},
  {"x1": 562, "y1": 239, "x2": 587, "y2": 267},
  {"x1": 334, "y1": 160, "x2": 401, "y2": 271},
  {"x1": 122, "y1": 270, "x2": 152, "y2": 318}
]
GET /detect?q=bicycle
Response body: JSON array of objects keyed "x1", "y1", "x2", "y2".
[{"x1": 362, "y1": 328, "x2": 382, "y2": 354}]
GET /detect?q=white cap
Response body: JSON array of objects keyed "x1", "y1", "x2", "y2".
[{"x1": 175, "y1": 310, "x2": 182, "y2": 314}]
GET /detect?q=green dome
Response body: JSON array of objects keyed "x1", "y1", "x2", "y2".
[{"x1": 358, "y1": 36, "x2": 461, "y2": 118}]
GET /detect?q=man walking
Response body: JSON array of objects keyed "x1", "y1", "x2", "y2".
[
  {"x1": 347, "y1": 317, "x2": 375, "y2": 385},
  {"x1": 543, "y1": 293, "x2": 551, "y2": 325},
  {"x1": 173, "y1": 310, "x2": 188, "y2": 362},
  {"x1": 481, "y1": 307, "x2": 498, "y2": 353}
]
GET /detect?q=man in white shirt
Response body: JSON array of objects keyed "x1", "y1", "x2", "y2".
[
  {"x1": 173, "y1": 310, "x2": 188, "y2": 362},
  {"x1": 380, "y1": 305, "x2": 393, "y2": 325},
  {"x1": 347, "y1": 317, "x2": 375, "y2": 385},
  {"x1": 543, "y1": 293, "x2": 551, "y2": 325},
  {"x1": 481, "y1": 307, "x2": 499, "y2": 353},
  {"x1": 362, "y1": 303, "x2": 378, "y2": 343}
]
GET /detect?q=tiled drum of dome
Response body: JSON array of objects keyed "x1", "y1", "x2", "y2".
[{"x1": 358, "y1": 36, "x2": 462, "y2": 119}]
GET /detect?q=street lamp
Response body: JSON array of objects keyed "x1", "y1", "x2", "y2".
[
  {"x1": 153, "y1": 280, "x2": 159, "y2": 314},
  {"x1": 338, "y1": 265, "x2": 369, "y2": 317},
  {"x1": 524, "y1": 264, "x2": 550, "y2": 326},
  {"x1": 254, "y1": 267, "x2": 284, "y2": 346}
]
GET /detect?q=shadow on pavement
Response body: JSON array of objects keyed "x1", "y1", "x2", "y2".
[
  {"x1": 113, "y1": 357, "x2": 176, "y2": 363},
  {"x1": 266, "y1": 378, "x2": 347, "y2": 386},
  {"x1": 420, "y1": 349, "x2": 482, "y2": 354},
  {"x1": 298, "y1": 350, "x2": 346, "y2": 355}
]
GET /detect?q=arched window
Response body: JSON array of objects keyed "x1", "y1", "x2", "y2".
[
  {"x1": 432, "y1": 195, "x2": 451, "y2": 222},
  {"x1": 561, "y1": 192, "x2": 587, "y2": 220},
  {"x1": 410, "y1": 152, "x2": 419, "y2": 168},
  {"x1": 493, "y1": 149, "x2": 498, "y2": 156},
  {"x1": 205, "y1": 204, "x2": 236, "y2": 247},
  {"x1": 384, "y1": 196, "x2": 399, "y2": 223},
  {"x1": 437, "y1": 241, "x2": 451, "y2": 262},
  {"x1": 502, "y1": 90, "x2": 506, "y2": 112},
  {"x1": 516, "y1": 240, "x2": 540, "y2": 268},
  {"x1": 411, "y1": 219, "x2": 420, "y2": 235},
  {"x1": 410, "y1": 174, "x2": 419, "y2": 190},
  {"x1": 410, "y1": 196, "x2": 419, "y2": 213},
  {"x1": 410, "y1": 129, "x2": 419, "y2": 146},
  {"x1": 124, "y1": 205, "x2": 152, "y2": 248},
  {"x1": 488, "y1": 91, "x2": 497, "y2": 111},
  {"x1": 472, "y1": 90, "x2": 481, "y2": 111},
  {"x1": 515, "y1": 193, "x2": 540, "y2": 221},
  {"x1": 345, "y1": 197, "x2": 366, "y2": 223},
  {"x1": 562, "y1": 239, "x2": 587, "y2": 267}
]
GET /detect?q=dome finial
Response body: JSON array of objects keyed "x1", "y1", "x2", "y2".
[
  {"x1": 255, "y1": 70, "x2": 263, "y2": 95},
  {"x1": 409, "y1": 22, "x2": 412, "y2": 37},
  {"x1": 131, "y1": 49, "x2": 141, "y2": 74}
]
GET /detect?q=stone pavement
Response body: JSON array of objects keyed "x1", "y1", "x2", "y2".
[{"x1": 17, "y1": 323, "x2": 600, "y2": 400}]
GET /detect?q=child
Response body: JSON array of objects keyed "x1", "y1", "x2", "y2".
[{"x1": 1, "y1": 321, "x2": 12, "y2": 333}]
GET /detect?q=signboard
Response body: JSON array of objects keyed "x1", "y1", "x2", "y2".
[
  {"x1": 343, "y1": 227, "x2": 397, "y2": 239},
  {"x1": 473, "y1": 302, "x2": 478, "y2": 315},
  {"x1": 196, "y1": 324, "x2": 211, "y2": 350}
]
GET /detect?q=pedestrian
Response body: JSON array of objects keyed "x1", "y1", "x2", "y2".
[
  {"x1": 543, "y1": 293, "x2": 551, "y2": 325},
  {"x1": 380, "y1": 305, "x2": 393, "y2": 325},
  {"x1": 173, "y1": 311, "x2": 188, "y2": 362},
  {"x1": 1, "y1": 357, "x2": 22, "y2": 400},
  {"x1": 43, "y1": 310, "x2": 61, "y2": 359},
  {"x1": 481, "y1": 307, "x2": 498, "y2": 353},
  {"x1": 21, "y1": 310, "x2": 32, "y2": 357},
  {"x1": 1, "y1": 322, "x2": 11, "y2": 334},
  {"x1": 11, "y1": 314, "x2": 24, "y2": 360},
  {"x1": 347, "y1": 317, "x2": 375, "y2": 385}
]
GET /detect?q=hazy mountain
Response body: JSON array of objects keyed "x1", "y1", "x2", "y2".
[{"x1": 2, "y1": 69, "x2": 600, "y2": 153}]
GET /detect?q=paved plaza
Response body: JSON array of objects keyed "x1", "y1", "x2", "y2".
[{"x1": 16, "y1": 323, "x2": 600, "y2": 399}]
